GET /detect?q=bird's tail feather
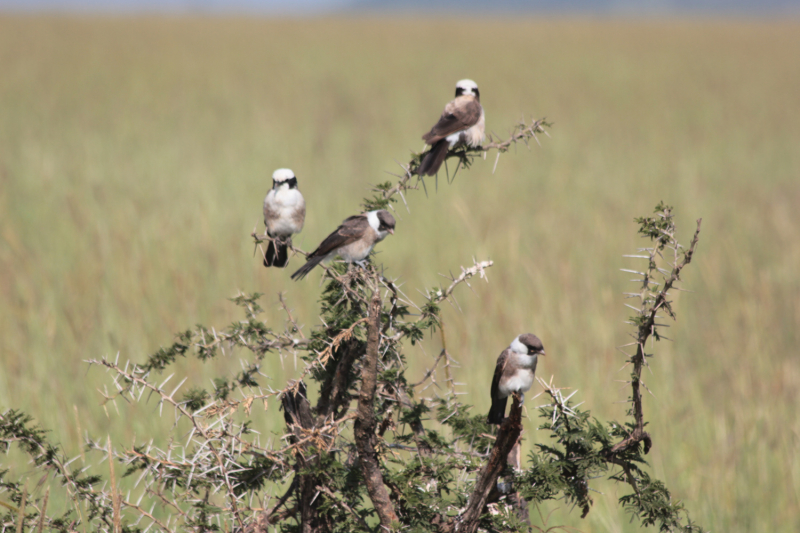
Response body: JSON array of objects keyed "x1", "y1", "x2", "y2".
[
  {"x1": 418, "y1": 140, "x2": 449, "y2": 177},
  {"x1": 263, "y1": 239, "x2": 290, "y2": 268},
  {"x1": 486, "y1": 397, "x2": 508, "y2": 425},
  {"x1": 291, "y1": 255, "x2": 324, "y2": 280}
]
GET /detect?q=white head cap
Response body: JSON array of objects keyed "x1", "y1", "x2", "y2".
[
  {"x1": 272, "y1": 168, "x2": 295, "y2": 182},
  {"x1": 456, "y1": 79, "x2": 479, "y2": 91},
  {"x1": 455, "y1": 79, "x2": 479, "y2": 98}
]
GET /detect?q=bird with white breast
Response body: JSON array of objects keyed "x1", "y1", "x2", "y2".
[
  {"x1": 290, "y1": 209, "x2": 396, "y2": 281},
  {"x1": 418, "y1": 79, "x2": 485, "y2": 177},
  {"x1": 262, "y1": 168, "x2": 306, "y2": 268},
  {"x1": 487, "y1": 333, "x2": 546, "y2": 425}
]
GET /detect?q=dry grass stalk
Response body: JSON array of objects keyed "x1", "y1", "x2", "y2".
[
  {"x1": 35, "y1": 486, "x2": 49, "y2": 533},
  {"x1": 15, "y1": 486, "x2": 26, "y2": 533}
]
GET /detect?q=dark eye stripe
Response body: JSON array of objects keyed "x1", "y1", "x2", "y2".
[{"x1": 274, "y1": 177, "x2": 298, "y2": 188}]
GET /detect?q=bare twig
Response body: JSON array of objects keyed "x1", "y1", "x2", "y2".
[{"x1": 429, "y1": 260, "x2": 493, "y2": 305}]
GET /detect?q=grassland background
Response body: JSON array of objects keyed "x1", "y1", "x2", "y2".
[{"x1": 0, "y1": 14, "x2": 798, "y2": 532}]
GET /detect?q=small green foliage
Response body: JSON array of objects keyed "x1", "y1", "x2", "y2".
[
  {"x1": 395, "y1": 321, "x2": 425, "y2": 345},
  {"x1": 230, "y1": 292, "x2": 264, "y2": 319},
  {"x1": 194, "y1": 325, "x2": 218, "y2": 360},
  {"x1": 618, "y1": 471, "x2": 702, "y2": 532},
  {"x1": 400, "y1": 299, "x2": 440, "y2": 345},
  {"x1": 185, "y1": 493, "x2": 222, "y2": 531},
  {"x1": 182, "y1": 387, "x2": 210, "y2": 411},
  {"x1": 635, "y1": 201, "x2": 674, "y2": 251},
  {"x1": 435, "y1": 399, "x2": 495, "y2": 453},
  {"x1": 384, "y1": 455, "x2": 454, "y2": 531},
  {"x1": 142, "y1": 330, "x2": 192, "y2": 373},
  {"x1": 211, "y1": 377, "x2": 232, "y2": 401},
  {"x1": 229, "y1": 454, "x2": 283, "y2": 495},
  {"x1": 233, "y1": 363, "x2": 261, "y2": 388},
  {"x1": 518, "y1": 402, "x2": 611, "y2": 517},
  {"x1": 399, "y1": 401, "x2": 429, "y2": 426},
  {"x1": 362, "y1": 181, "x2": 398, "y2": 211},
  {"x1": 0, "y1": 410, "x2": 112, "y2": 531}
]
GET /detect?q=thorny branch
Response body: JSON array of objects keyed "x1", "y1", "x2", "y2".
[
  {"x1": 609, "y1": 212, "x2": 702, "y2": 458},
  {"x1": 0, "y1": 410, "x2": 111, "y2": 531},
  {"x1": 372, "y1": 117, "x2": 550, "y2": 210},
  {"x1": 88, "y1": 359, "x2": 254, "y2": 530},
  {"x1": 428, "y1": 260, "x2": 494, "y2": 306},
  {"x1": 384, "y1": 259, "x2": 494, "y2": 345}
]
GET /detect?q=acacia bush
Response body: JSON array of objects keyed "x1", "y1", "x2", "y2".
[{"x1": 1, "y1": 114, "x2": 703, "y2": 533}]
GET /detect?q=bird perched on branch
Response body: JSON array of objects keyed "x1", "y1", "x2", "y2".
[
  {"x1": 290, "y1": 210, "x2": 396, "y2": 281},
  {"x1": 487, "y1": 333, "x2": 546, "y2": 425},
  {"x1": 262, "y1": 168, "x2": 306, "y2": 268},
  {"x1": 418, "y1": 79, "x2": 485, "y2": 177}
]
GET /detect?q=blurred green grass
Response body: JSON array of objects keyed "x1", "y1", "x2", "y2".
[{"x1": 0, "y1": 14, "x2": 798, "y2": 531}]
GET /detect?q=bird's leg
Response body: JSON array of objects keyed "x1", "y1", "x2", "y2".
[
  {"x1": 512, "y1": 391, "x2": 530, "y2": 419},
  {"x1": 354, "y1": 260, "x2": 370, "y2": 276}
]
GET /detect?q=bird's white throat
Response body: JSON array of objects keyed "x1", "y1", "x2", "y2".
[
  {"x1": 366, "y1": 210, "x2": 380, "y2": 231},
  {"x1": 509, "y1": 336, "x2": 528, "y2": 354},
  {"x1": 366, "y1": 210, "x2": 391, "y2": 241}
]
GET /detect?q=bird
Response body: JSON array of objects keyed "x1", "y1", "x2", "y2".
[
  {"x1": 262, "y1": 168, "x2": 306, "y2": 268},
  {"x1": 418, "y1": 79, "x2": 485, "y2": 177},
  {"x1": 290, "y1": 209, "x2": 396, "y2": 281},
  {"x1": 487, "y1": 333, "x2": 546, "y2": 425}
]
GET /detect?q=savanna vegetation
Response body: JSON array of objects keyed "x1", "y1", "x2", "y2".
[{"x1": 0, "y1": 14, "x2": 798, "y2": 532}]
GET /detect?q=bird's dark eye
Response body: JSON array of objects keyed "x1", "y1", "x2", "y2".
[
  {"x1": 474, "y1": 88, "x2": 480, "y2": 98},
  {"x1": 455, "y1": 87, "x2": 464, "y2": 97}
]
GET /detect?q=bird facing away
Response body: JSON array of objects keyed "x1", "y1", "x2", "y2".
[
  {"x1": 290, "y1": 209, "x2": 396, "y2": 281},
  {"x1": 418, "y1": 79, "x2": 486, "y2": 177},
  {"x1": 262, "y1": 168, "x2": 306, "y2": 268},
  {"x1": 487, "y1": 333, "x2": 546, "y2": 425}
]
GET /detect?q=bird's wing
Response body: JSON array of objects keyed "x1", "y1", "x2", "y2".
[
  {"x1": 490, "y1": 348, "x2": 511, "y2": 400},
  {"x1": 422, "y1": 97, "x2": 482, "y2": 145},
  {"x1": 309, "y1": 215, "x2": 367, "y2": 258}
]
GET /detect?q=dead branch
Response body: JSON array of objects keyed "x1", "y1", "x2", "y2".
[
  {"x1": 445, "y1": 396, "x2": 524, "y2": 533},
  {"x1": 353, "y1": 289, "x2": 399, "y2": 528}
]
